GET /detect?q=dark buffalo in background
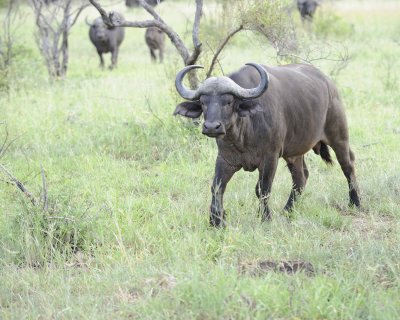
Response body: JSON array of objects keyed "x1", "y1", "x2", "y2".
[
  {"x1": 174, "y1": 63, "x2": 360, "y2": 227},
  {"x1": 145, "y1": 27, "x2": 165, "y2": 63},
  {"x1": 126, "y1": 0, "x2": 165, "y2": 7},
  {"x1": 297, "y1": 0, "x2": 320, "y2": 22},
  {"x1": 87, "y1": 16, "x2": 125, "y2": 69}
]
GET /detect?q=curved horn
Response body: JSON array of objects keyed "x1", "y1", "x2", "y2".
[
  {"x1": 85, "y1": 16, "x2": 93, "y2": 27},
  {"x1": 230, "y1": 63, "x2": 269, "y2": 99},
  {"x1": 175, "y1": 65, "x2": 204, "y2": 100}
]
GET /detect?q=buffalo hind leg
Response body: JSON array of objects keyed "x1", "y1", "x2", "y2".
[
  {"x1": 284, "y1": 156, "x2": 308, "y2": 211},
  {"x1": 258, "y1": 154, "x2": 279, "y2": 221},
  {"x1": 330, "y1": 141, "x2": 360, "y2": 207},
  {"x1": 210, "y1": 156, "x2": 238, "y2": 227},
  {"x1": 303, "y1": 157, "x2": 309, "y2": 180}
]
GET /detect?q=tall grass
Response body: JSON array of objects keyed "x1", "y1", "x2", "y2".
[{"x1": 1, "y1": 1, "x2": 400, "y2": 319}]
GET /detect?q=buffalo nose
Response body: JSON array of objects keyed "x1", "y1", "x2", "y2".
[{"x1": 204, "y1": 121, "x2": 222, "y2": 130}]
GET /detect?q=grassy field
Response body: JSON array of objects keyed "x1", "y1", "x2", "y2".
[{"x1": 1, "y1": 0, "x2": 400, "y2": 319}]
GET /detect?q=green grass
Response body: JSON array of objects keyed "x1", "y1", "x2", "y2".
[{"x1": 1, "y1": 0, "x2": 400, "y2": 319}]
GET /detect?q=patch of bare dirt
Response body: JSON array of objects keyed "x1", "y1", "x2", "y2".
[
  {"x1": 351, "y1": 215, "x2": 395, "y2": 239},
  {"x1": 114, "y1": 273, "x2": 177, "y2": 304},
  {"x1": 144, "y1": 273, "x2": 177, "y2": 297},
  {"x1": 239, "y1": 260, "x2": 315, "y2": 277},
  {"x1": 115, "y1": 287, "x2": 141, "y2": 303}
]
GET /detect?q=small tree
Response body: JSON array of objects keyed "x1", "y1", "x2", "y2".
[
  {"x1": 0, "y1": 0, "x2": 19, "y2": 91},
  {"x1": 29, "y1": 0, "x2": 89, "y2": 79},
  {"x1": 232, "y1": 0, "x2": 298, "y2": 60}
]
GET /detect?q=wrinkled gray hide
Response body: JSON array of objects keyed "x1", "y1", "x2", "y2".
[{"x1": 174, "y1": 63, "x2": 360, "y2": 227}]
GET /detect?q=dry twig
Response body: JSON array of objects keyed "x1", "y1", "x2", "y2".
[
  {"x1": 40, "y1": 163, "x2": 48, "y2": 211},
  {"x1": 206, "y1": 25, "x2": 244, "y2": 78},
  {"x1": 0, "y1": 163, "x2": 37, "y2": 205},
  {"x1": 0, "y1": 125, "x2": 23, "y2": 160}
]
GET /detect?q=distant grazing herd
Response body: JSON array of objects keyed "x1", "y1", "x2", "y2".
[
  {"x1": 86, "y1": 0, "x2": 320, "y2": 69},
  {"x1": 84, "y1": 0, "x2": 360, "y2": 227}
]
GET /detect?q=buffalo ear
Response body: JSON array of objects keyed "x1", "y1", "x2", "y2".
[
  {"x1": 173, "y1": 101, "x2": 203, "y2": 118},
  {"x1": 237, "y1": 100, "x2": 263, "y2": 117}
]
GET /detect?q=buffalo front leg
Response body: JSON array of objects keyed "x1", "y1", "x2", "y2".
[
  {"x1": 110, "y1": 47, "x2": 119, "y2": 69},
  {"x1": 210, "y1": 156, "x2": 238, "y2": 228},
  {"x1": 284, "y1": 156, "x2": 308, "y2": 211},
  {"x1": 159, "y1": 47, "x2": 164, "y2": 63},
  {"x1": 97, "y1": 51, "x2": 104, "y2": 69},
  {"x1": 258, "y1": 154, "x2": 279, "y2": 221}
]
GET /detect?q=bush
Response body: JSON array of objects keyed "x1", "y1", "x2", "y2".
[
  {"x1": 314, "y1": 10, "x2": 354, "y2": 39},
  {"x1": 9, "y1": 194, "x2": 98, "y2": 267},
  {"x1": 0, "y1": 0, "x2": 9, "y2": 9},
  {"x1": 0, "y1": 0, "x2": 14, "y2": 92}
]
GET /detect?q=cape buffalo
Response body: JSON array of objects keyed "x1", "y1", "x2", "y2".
[
  {"x1": 87, "y1": 16, "x2": 125, "y2": 69},
  {"x1": 126, "y1": 0, "x2": 165, "y2": 7},
  {"x1": 174, "y1": 63, "x2": 360, "y2": 227},
  {"x1": 297, "y1": 0, "x2": 320, "y2": 22},
  {"x1": 145, "y1": 27, "x2": 165, "y2": 63}
]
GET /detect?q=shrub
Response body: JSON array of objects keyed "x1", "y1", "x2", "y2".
[
  {"x1": 0, "y1": 0, "x2": 9, "y2": 9},
  {"x1": 314, "y1": 10, "x2": 354, "y2": 39}
]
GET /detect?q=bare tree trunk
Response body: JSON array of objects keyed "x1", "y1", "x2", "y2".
[
  {"x1": 30, "y1": 0, "x2": 88, "y2": 79},
  {"x1": 61, "y1": 29, "x2": 69, "y2": 78},
  {"x1": 0, "y1": 0, "x2": 20, "y2": 92}
]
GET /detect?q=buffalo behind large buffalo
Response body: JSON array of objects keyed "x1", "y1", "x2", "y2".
[
  {"x1": 145, "y1": 27, "x2": 165, "y2": 63},
  {"x1": 297, "y1": 0, "x2": 320, "y2": 22},
  {"x1": 87, "y1": 15, "x2": 125, "y2": 69},
  {"x1": 174, "y1": 63, "x2": 360, "y2": 227},
  {"x1": 126, "y1": 0, "x2": 165, "y2": 7}
]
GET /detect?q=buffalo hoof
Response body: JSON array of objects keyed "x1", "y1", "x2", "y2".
[
  {"x1": 259, "y1": 204, "x2": 272, "y2": 222},
  {"x1": 210, "y1": 210, "x2": 226, "y2": 228},
  {"x1": 261, "y1": 214, "x2": 272, "y2": 223},
  {"x1": 349, "y1": 200, "x2": 361, "y2": 208},
  {"x1": 349, "y1": 190, "x2": 360, "y2": 207},
  {"x1": 283, "y1": 203, "x2": 294, "y2": 212},
  {"x1": 261, "y1": 210, "x2": 272, "y2": 222}
]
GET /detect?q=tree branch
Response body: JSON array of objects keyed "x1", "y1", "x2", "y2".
[
  {"x1": 70, "y1": 3, "x2": 91, "y2": 28},
  {"x1": 186, "y1": 0, "x2": 202, "y2": 65},
  {"x1": 88, "y1": 0, "x2": 203, "y2": 68},
  {"x1": 206, "y1": 25, "x2": 243, "y2": 78}
]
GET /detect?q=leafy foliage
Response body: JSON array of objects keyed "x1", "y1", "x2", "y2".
[{"x1": 314, "y1": 9, "x2": 354, "y2": 39}]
